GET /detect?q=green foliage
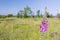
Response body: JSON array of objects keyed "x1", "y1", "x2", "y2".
[
  {"x1": 57, "y1": 13, "x2": 60, "y2": 18},
  {"x1": 46, "y1": 12, "x2": 49, "y2": 18},
  {"x1": 46, "y1": 12, "x2": 53, "y2": 18},
  {"x1": 17, "y1": 10, "x2": 23, "y2": 18},
  {"x1": 0, "y1": 6, "x2": 55, "y2": 18},
  {"x1": 7, "y1": 14, "x2": 13, "y2": 17},
  {"x1": 36, "y1": 10, "x2": 40, "y2": 17},
  {"x1": 23, "y1": 6, "x2": 31, "y2": 18},
  {"x1": 17, "y1": 12, "x2": 20, "y2": 18},
  {"x1": 40, "y1": 14, "x2": 43, "y2": 18},
  {"x1": 0, "y1": 15, "x2": 2, "y2": 18},
  {"x1": 0, "y1": 15, "x2": 6, "y2": 18},
  {"x1": 50, "y1": 14, "x2": 53, "y2": 18}
]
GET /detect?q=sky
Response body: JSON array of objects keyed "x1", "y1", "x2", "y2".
[{"x1": 0, "y1": 0, "x2": 60, "y2": 15}]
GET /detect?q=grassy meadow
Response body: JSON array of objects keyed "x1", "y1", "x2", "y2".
[{"x1": 0, "y1": 18, "x2": 60, "y2": 40}]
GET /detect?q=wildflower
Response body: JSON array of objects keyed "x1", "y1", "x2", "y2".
[
  {"x1": 39, "y1": 18, "x2": 48, "y2": 32},
  {"x1": 39, "y1": 6, "x2": 48, "y2": 32}
]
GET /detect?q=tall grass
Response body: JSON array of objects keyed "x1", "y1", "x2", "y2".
[{"x1": 0, "y1": 18, "x2": 60, "y2": 40}]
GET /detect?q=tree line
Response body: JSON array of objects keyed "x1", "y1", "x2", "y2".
[{"x1": 0, "y1": 6, "x2": 60, "y2": 18}]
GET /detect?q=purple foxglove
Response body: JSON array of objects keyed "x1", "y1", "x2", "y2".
[{"x1": 39, "y1": 18, "x2": 48, "y2": 32}]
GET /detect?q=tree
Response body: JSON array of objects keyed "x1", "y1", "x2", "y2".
[
  {"x1": 46, "y1": 12, "x2": 50, "y2": 18},
  {"x1": 23, "y1": 6, "x2": 31, "y2": 18},
  {"x1": 17, "y1": 12, "x2": 20, "y2": 18},
  {"x1": 17, "y1": 10, "x2": 23, "y2": 18},
  {"x1": 44, "y1": 7, "x2": 50, "y2": 18},
  {"x1": 0, "y1": 15, "x2": 2, "y2": 18},
  {"x1": 40, "y1": 13, "x2": 43, "y2": 18},
  {"x1": 57, "y1": 13, "x2": 60, "y2": 18},
  {"x1": 37, "y1": 10, "x2": 40, "y2": 17},
  {"x1": 7, "y1": 14, "x2": 13, "y2": 17},
  {"x1": 19, "y1": 10, "x2": 23, "y2": 18},
  {"x1": 50, "y1": 14, "x2": 53, "y2": 18},
  {"x1": 28, "y1": 9, "x2": 33, "y2": 17}
]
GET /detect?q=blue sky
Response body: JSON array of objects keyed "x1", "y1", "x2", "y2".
[{"x1": 0, "y1": 0, "x2": 60, "y2": 15}]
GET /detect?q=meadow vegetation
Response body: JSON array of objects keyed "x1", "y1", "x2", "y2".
[{"x1": 0, "y1": 18, "x2": 60, "y2": 40}]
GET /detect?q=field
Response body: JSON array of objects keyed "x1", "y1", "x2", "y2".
[{"x1": 0, "y1": 18, "x2": 60, "y2": 40}]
